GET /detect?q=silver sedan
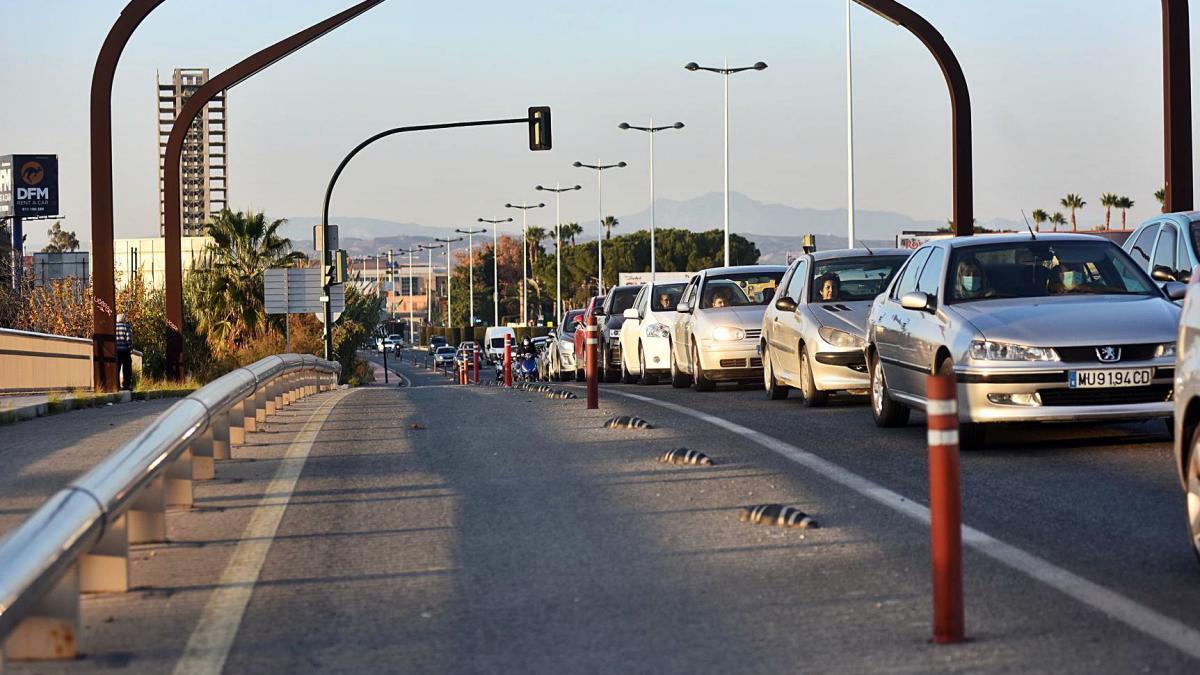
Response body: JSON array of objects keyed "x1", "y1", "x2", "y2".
[
  {"x1": 761, "y1": 248, "x2": 910, "y2": 405},
  {"x1": 866, "y1": 233, "x2": 1184, "y2": 447}
]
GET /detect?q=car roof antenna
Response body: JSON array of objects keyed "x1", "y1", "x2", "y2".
[
  {"x1": 1020, "y1": 210, "x2": 1037, "y2": 240},
  {"x1": 857, "y1": 240, "x2": 874, "y2": 255}
]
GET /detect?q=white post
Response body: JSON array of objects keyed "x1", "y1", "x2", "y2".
[
  {"x1": 846, "y1": 0, "x2": 856, "y2": 246},
  {"x1": 493, "y1": 221, "x2": 499, "y2": 326},
  {"x1": 555, "y1": 189, "x2": 562, "y2": 321},
  {"x1": 388, "y1": 249, "x2": 395, "y2": 321},
  {"x1": 408, "y1": 249, "x2": 415, "y2": 346},
  {"x1": 445, "y1": 245, "x2": 453, "y2": 328},
  {"x1": 468, "y1": 233, "x2": 474, "y2": 328},
  {"x1": 723, "y1": 58, "x2": 730, "y2": 267},
  {"x1": 596, "y1": 172, "x2": 604, "y2": 295},
  {"x1": 521, "y1": 204, "x2": 528, "y2": 326},
  {"x1": 649, "y1": 119, "x2": 657, "y2": 286},
  {"x1": 426, "y1": 247, "x2": 433, "y2": 325}
]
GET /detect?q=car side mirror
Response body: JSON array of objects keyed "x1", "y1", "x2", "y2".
[
  {"x1": 623, "y1": 308, "x2": 639, "y2": 320},
  {"x1": 774, "y1": 296, "x2": 797, "y2": 312},
  {"x1": 900, "y1": 291, "x2": 935, "y2": 312},
  {"x1": 1178, "y1": 268, "x2": 1193, "y2": 283},
  {"x1": 1165, "y1": 281, "x2": 1188, "y2": 301},
  {"x1": 1152, "y1": 265, "x2": 1177, "y2": 282},
  {"x1": 676, "y1": 301, "x2": 690, "y2": 313}
]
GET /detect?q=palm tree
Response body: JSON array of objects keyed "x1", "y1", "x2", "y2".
[
  {"x1": 1060, "y1": 193, "x2": 1085, "y2": 232},
  {"x1": 1099, "y1": 192, "x2": 1119, "y2": 230},
  {"x1": 559, "y1": 222, "x2": 584, "y2": 246},
  {"x1": 1115, "y1": 196, "x2": 1135, "y2": 229},
  {"x1": 601, "y1": 215, "x2": 619, "y2": 240},
  {"x1": 1155, "y1": 187, "x2": 1166, "y2": 211},
  {"x1": 1030, "y1": 208, "x2": 1049, "y2": 232},
  {"x1": 525, "y1": 226, "x2": 548, "y2": 267},
  {"x1": 189, "y1": 208, "x2": 304, "y2": 352},
  {"x1": 1049, "y1": 212, "x2": 1067, "y2": 231}
]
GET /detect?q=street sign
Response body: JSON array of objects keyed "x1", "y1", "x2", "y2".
[
  {"x1": 313, "y1": 224, "x2": 338, "y2": 252},
  {"x1": 265, "y1": 267, "x2": 344, "y2": 321}
]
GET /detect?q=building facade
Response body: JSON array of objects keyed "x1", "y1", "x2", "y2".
[
  {"x1": 114, "y1": 236, "x2": 213, "y2": 289},
  {"x1": 158, "y1": 68, "x2": 227, "y2": 237},
  {"x1": 32, "y1": 251, "x2": 89, "y2": 288}
]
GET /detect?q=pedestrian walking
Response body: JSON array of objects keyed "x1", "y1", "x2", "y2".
[{"x1": 115, "y1": 313, "x2": 134, "y2": 390}]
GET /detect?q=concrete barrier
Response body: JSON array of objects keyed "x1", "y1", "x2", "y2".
[{"x1": 0, "y1": 329, "x2": 142, "y2": 394}]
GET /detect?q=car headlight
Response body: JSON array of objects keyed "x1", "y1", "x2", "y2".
[
  {"x1": 1156, "y1": 342, "x2": 1177, "y2": 358},
  {"x1": 818, "y1": 326, "x2": 864, "y2": 349},
  {"x1": 712, "y1": 326, "x2": 746, "y2": 341},
  {"x1": 608, "y1": 329, "x2": 621, "y2": 339},
  {"x1": 645, "y1": 323, "x2": 671, "y2": 339},
  {"x1": 969, "y1": 340, "x2": 1059, "y2": 362}
]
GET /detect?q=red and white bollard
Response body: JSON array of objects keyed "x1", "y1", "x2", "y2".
[
  {"x1": 585, "y1": 315, "x2": 599, "y2": 409},
  {"x1": 926, "y1": 373, "x2": 964, "y2": 644},
  {"x1": 504, "y1": 334, "x2": 513, "y2": 387}
]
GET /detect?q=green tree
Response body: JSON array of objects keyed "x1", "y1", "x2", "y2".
[
  {"x1": 42, "y1": 221, "x2": 80, "y2": 253},
  {"x1": 1099, "y1": 192, "x2": 1119, "y2": 230},
  {"x1": 1155, "y1": 187, "x2": 1166, "y2": 211},
  {"x1": 1115, "y1": 196, "x2": 1135, "y2": 229},
  {"x1": 602, "y1": 215, "x2": 619, "y2": 240},
  {"x1": 1030, "y1": 208, "x2": 1049, "y2": 232},
  {"x1": 559, "y1": 222, "x2": 584, "y2": 246},
  {"x1": 1060, "y1": 193, "x2": 1086, "y2": 232},
  {"x1": 187, "y1": 208, "x2": 305, "y2": 354},
  {"x1": 1049, "y1": 212, "x2": 1067, "y2": 231}
]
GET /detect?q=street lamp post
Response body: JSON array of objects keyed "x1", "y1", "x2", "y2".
[
  {"x1": 616, "y1": 121, "x2": 684, "y2": 286},
  {"x1": 504, "y1": 201, "x2": 546, "y2": 325},
  {"x1": 684, "y1": 59, "x2": 767, "y2": 266},
  {"x1": 455, "y1": 227, "x2": 486, "y2": 329},
  {"x1": 478, "y1": 217, "x2": 512, "y2": 326},
  {"x1": 535, "y1": 183, "x2": 583, "y2": 319},
  {"x1": 387, "y1": 248, "x2": 395, "y2": 322},
  {"x1": 397, "y1": 246, "x2": 419, "y2": 346},
  {"x1": 435, "y1": 236, "x2": 462, "y2": 329},
  {"x1": 421, "y1": 243, "x2": 443, "y2": 327}
]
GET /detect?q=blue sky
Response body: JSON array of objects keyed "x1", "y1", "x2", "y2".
[{"x1": 0, "y1": 1, "x2": 1188, "y2": 247}]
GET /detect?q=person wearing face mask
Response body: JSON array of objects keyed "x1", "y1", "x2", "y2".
[
  {"x1": 954, "y1": 257, "x2": 991, "y2": 299},
  {"x1": 1048, "y1": 263, "x2": 1086, "y2": 294}
]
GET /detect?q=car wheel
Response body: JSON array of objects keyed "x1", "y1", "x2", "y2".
[
  {"x1": 1187, "y1": 427, "x2": 1200, "y2": 564},
  {"x1": 670, "y1": 341, "x2": 692, "y2": 388},
  {"x1": 936, "y1": 358, "x2": 983, "y2": 449},
  {"x1": 799, "y1": 346, "x2": 828, "y2": 407},
  {"x1": 763, "y1": 345, "x2": 788, "y2": 400},
  {"x1": 621, "y1": 351, "x2": 637, "y2": 384},
  {"x1": 638, "y1": 346, "x2": 658, "y2": 385},
  {"x1": 692, "y1": 344, "x2": 716, "y2": 392},
  {"x1": 550, "y1": 353, "x2": 560, "y2": 381},
  {"x1": 869, "y1": 351, "x2": 910, "y2": 427}
]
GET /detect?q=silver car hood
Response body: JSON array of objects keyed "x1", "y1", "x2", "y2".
[
  {"x1": 697, "y1": 305, "x2": 767, "y2": 327},
  {"x1": 950, "y1": 295, "x2": 1180, "y2": 345},
  {"x1": 811, "y1": 300, "x2": 872, "y2": 338}
]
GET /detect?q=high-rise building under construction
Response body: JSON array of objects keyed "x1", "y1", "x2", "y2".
[{"x1": 157, "y1": 68, "x2": 227, "y2": 236}]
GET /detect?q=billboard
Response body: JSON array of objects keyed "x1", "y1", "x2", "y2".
[
  {"x1": 618, "y1": 271, "x2": 695, "y2": 286},
  {"x1": 0, "y1": 154, "x2": 59, "y2": 218}
]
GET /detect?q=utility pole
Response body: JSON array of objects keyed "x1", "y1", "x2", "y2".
[
  {"x1": 477, "y1": 217, "x2": 512, "y2": 326},
  {"x1": 504, "y1": 201, "x2": 546, "y2": 325}
]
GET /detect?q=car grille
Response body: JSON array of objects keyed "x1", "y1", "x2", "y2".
[
  {"x1": 1037, "y1": 384, "x2": 1172, "y2": 406},
  {"x1": 749, "y1": 357, "x2": 763, "y2": 368},
  {"x1": 719, "y1": 358, "x2": 746, "y2": 368},
  {"x1": 1054, "y1": 344, "x2": 1159, "y2": 363},
  {"x1": 745, "y1": 329, "x2": 762, "y2": 340},
  {"x1": 610, "y1": 345, "x2": 621, "y2": 365}
]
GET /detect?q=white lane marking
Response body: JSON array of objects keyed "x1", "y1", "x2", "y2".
[
  {"x1": 173, "y1": 389, "x2": 350, "y2": 675},
  {"x1": 606, "y1": 388, "x2": 1200, "y2": 661}
]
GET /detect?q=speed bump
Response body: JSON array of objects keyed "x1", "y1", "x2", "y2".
[
  {"x1": 659, "y1": 448, "x2": 713, "y2": 466},
  {"x1": 546, "y1": 390, "x2": 578, "y2": 400},
  {"x1": 604, "y1": 415, "x2": 653, "y2": 429},
  {"x1": 739, "y1": 504, "x2": 817, "y2": 529}
]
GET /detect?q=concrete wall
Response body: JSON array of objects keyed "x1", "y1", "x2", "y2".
[{"x1": 0, "y1": 328, "x2": 143, "y2": 394}]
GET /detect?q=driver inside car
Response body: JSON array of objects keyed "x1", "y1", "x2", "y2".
[
  {"x1": 954, "y1": 257, "x2": 993, "y2": 299},
  {"x1": 818, "y1": 274, "x2": 840, "y2": 301}
]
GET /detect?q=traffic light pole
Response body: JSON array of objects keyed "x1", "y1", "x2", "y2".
[{"x1": 318, "y1": 109, "x2": 554, "y2": 360}]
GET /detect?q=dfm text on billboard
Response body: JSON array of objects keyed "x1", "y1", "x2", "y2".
[{"x1": 0, "y1": 154, "x2": 59, "y2": 218}]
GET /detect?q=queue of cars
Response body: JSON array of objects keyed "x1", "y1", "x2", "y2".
[{"x1": 529, "y1": 228, "x2": 1200, "y2": 559}]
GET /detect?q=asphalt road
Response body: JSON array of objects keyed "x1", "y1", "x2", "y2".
[{"x1": 10, "y1": 351, "x2": 1200, "y2": 673}]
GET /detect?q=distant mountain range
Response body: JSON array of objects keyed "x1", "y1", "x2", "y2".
[{"x1": 282, "y1": 192, "x2": 1024, "y2": 262}]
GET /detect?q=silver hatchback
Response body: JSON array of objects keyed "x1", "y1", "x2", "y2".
[{"x1": 866, "y1": 233, "x2": 1184, "y2": 446}]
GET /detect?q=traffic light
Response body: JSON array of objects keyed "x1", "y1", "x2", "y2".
[
  {"x1": 528, "y1": 106, "x2": 552, "y2": 151},
  {"x1": 324, "y1": 263, "x2": 336, "y2": 289}
]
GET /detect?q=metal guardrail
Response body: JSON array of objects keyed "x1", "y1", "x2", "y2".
[{"x1": 0, "y1": 353, "x2": 341, "y2": 662}]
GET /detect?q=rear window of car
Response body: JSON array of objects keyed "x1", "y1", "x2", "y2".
[{"x1": 606, "y1": 288, "x2": 641, "y2": 315}]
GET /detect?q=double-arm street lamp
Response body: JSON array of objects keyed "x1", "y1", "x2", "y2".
[
  {"x1": 684, "y1": 59, "x2": 766, "y2": 266},
  {"x1": 616, "y1": 121, "x2": 684, "y2": 285},
  {"x1": 535, "y1": 183, "x2": 583, "y2": 319},
  {"x1": 434, "y1": 236, "x2": 462, "y2": 328},
  {"x1": 387, "y1": 248, "x2": 396, "y2": 321},
  {"x1": 455, "y1": 227, "x2": 487, "y2": 329},
  {"x1": 478, "y1": 217, "x2": 513, "y2": 325},
  {"x1": 504, "y1": 201, "x2": 546, "y2": 325},
  {"x1": 420, "y1": 243, "x2": 443, "y2": 326},
  {"x1": 397, "y1": 246, "x2": 420, "y2": 346}
]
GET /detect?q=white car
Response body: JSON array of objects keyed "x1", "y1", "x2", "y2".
[
  {"x1": 484, "y1": 326, "x2": 516, "y2": 364},
  {"x1": 619, "y1": 281, "x2": 688, "y2": 384},
  {"x1": 548, "y1": 309, "x2": 585, "y2": 381},
  {"x1": 1173, "y1": 266, "x2": 1200, "y2": 562},
  {"x1": 670, "y1": 265, "x2": 787, "y2": 391}
]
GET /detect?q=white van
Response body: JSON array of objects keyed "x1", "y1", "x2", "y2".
[{"x1": 484, "y1": 326, "x2": 516, "y2": 364}]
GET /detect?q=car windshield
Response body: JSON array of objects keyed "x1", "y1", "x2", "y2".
[
  {"x1": 810, "y1": 256, "x2": 908, "y2": 303},
  {"x1": 699, "y1": 272, "x2": 783, "y2": 309},
  {"x1": 946, "y1": 240, "x2": 1158, "y2": 303},
  {"x1": 648, "y1": 283, "x2": 686, "y2": 311},
  {"x1": 607, "y1": 289, "x2": 641, "y2": 315},
  {"x1": 560, "y1": 311, "x2": 584, "y2": 334},
  {"x1": 437, "y1": 347, "x2": 455, "y2": 355},
  {"x1": 490, "y1": 337, "x2": 507, "y2": 348}
]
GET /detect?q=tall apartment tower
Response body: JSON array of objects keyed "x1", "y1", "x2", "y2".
[{"x1": 157, "y1": 68, "x2": 227, "y2": 236}]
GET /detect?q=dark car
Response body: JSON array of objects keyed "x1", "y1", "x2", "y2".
[
  {"x1": 428, "y1": 335, "x2": 447, "y2": 354},
  {"x1": 597, "y1": 285, "x2": 643, "y2": 382}
]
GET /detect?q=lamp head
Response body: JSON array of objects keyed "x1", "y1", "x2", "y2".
[
  {"x1": 685, "y1": 62, "x2": 699, "y2": 71},
  {"x1": 535, "y1": 185, "x2": 545, "y2": 191},
  {"x1": 538, "y1": 203, "x2": 546, "y2": 208},
  {"x1": 572, "y1": 161, "x2": 583, "y2": 167},
  {"x1": 617, "y1": 161, "x2": 627, "y2": 168},
  {"x1": 618, "y1": 122, "x2": 630, "y2": 130},
  {"x1": 754, "y1": 61, "x2": 768, "y2": 70},
  {"x1": 673, "y1": 122, "x2": 685, "y2": 129},
  {"x1": 572, "y1": 185, "x2": 582, "y2": 191},
  {"x1": 505, "y1": 203, "x2": 513, "y2": 208}
]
